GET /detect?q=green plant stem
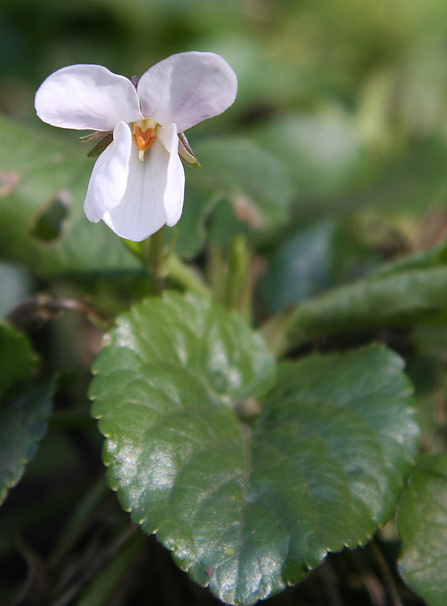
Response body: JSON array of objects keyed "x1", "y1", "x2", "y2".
[
  {"x1": 167, "y1": 254, "x2": 211, "y2": 298},
  {"x1": 207, "y1": 244, "x2": 228, "y2": 305},
  {"x1": 143, "y1": 227, "x2": 166, "y2": 295},
  {"x1": 259, "y1": 307, "x2": 295, "y2": 357},
  {"x1": 207, "y1": 239, "x2": 252, "y2": 320},
  {"x1": 126, "y1": 228, "x2": 211, "y2": 297}
]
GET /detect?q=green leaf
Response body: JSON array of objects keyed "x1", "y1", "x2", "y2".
[
  {"x1": 92, "y1": 292, "x2": 275, "y2": 405},
  {"x1": 397, "y1": 453, "x2": 447, "y2": 606},
  {"x1": 290, "y1": 268, "x2": 447, "y2": 343},
  {"x1": 90, "y1": 293, "x2": 418, "y2": 605},
  {"x1": 260, "y1": 220, "x2": 337, "y2": 314},
  {"x1": 0, "y1": 381, "x2": 54, "y2": 505},
  {"x1": 0, "y1": 323, "x2": 53, "y2": 506},
  {"x1": 263, "y1": 241, "x2": 447, "y2": 355},
  {"x1": 0, "y1": 116, "x2": 139, "y2": 276},
  {"x1": 373, "y1": 238, "x2": 447, "y2": 278},
  {"x1": 0, "y1": 323, "x2": 37, "y2": 403}
]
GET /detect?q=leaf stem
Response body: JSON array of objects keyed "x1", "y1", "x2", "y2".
[
  {"x1": 167, "y1": 254, "x2": 211, "y2": 298},
  {"x1": 49, "y1": 477, "x2": 109, "y2": 567},
  {"x1": 225, "y1": 235, "x2": 252, "y2": 321},
  {"x1": 208, "y1": 238, "x2": 252, "y2": 320},
  {"x1": 259, "y1": 307, "x2": 295, "y2": 357}
]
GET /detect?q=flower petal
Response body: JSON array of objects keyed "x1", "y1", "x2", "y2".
[
  {"x1": 101, "y1": 137, "x2": 175, "y2": 241},
  {"x1": 137, "y1": 51, "x2": 237, "y2": 132},
  {"x1": 158, "y1": 124, "x2": 185, "y2": 226},
  {"x1": 35, "y1": 64, "x2": 143, "y2": 131},
  {"x1": 83, "y1": 121, "x2": 132, "y2": 223}
]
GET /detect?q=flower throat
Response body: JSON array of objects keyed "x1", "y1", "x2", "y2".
[{"x1": 131, "y1": 119, "x2": 159, "y2": 161}]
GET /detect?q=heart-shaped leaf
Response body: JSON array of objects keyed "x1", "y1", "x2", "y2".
[
  {"x1": 397, "y1": 452, "x2": 447, "y2": 606},
  {"x1": 90, "y1": 293, "x2": 419, "y2": 605}
]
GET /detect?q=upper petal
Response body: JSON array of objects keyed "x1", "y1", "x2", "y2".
[
  {"x1": 101, "y1": 137, "x2": 173, "y2": 241},
  {"x1": 158, "y1": 124, "x2": 185, "y2": 226},
  {"x1": 137, "y1": 51, "x2": 237, "y2": 132},
  {"x1": 83, "y1": 121, "x2": 132, "y2": 223},
  {"x1": 35, "y1": 64, "x2": 144, "y2": 131}
]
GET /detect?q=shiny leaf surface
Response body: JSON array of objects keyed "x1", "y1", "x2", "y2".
[
  {"x1": 91, "y1": 293, "x2": 418, "y2": 605},
  {"x1": 398, "y1": 453, "x2": 447, "y2": 606}
]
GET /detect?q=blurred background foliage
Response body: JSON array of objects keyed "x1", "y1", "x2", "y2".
[
  {"x1": 3, "y1": 0, "x2": 447, "y2": 302},
  {"x1": 2, "y1": 0, "x2": 447, "y2": 604}
]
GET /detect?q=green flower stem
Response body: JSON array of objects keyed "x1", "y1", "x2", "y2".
[
  {"x1": 142, "y1": 227, "x2": 166, "y2": 295},
  {"x1": 126, "y1": 229, "x2": 211, "y2": 297},
  {"x1": 167, "y1": 254, "x2": 211, "y2": 298}
]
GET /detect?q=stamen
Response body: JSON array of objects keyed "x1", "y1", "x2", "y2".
[{"x1": 131, "y1": 120, "x2": 159, "y2": 161}]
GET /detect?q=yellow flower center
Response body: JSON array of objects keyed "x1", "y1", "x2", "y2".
[{"x1": 131, "y1": 119, "x2": 159, "y2": 161}]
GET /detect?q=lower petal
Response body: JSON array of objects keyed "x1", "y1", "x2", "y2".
[
  {"x1": 83, "y1": 121, "x2": 132, "y2": 223},
  {"x1": 158, "y1": 124, "x2": 185, "y2": 227},
  {"x1": 101, "y1": 138, "x2": 171, "y2": 241}
]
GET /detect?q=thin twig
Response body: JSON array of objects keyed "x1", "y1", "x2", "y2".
[
  {"x1": 7, "y1": 293, "x2": 110, "y2": 331},
  {"x1": 369, "y1": 539, "x2": 403, "y2": 606}
]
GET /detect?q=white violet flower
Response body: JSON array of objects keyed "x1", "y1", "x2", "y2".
[{"x1": 35, "y1": 51, "x2": 238, "y2": 241}]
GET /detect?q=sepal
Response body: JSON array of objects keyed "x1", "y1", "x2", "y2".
[{"x1": 178, "y1": 132, "x2": 201, "y2": 168}]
